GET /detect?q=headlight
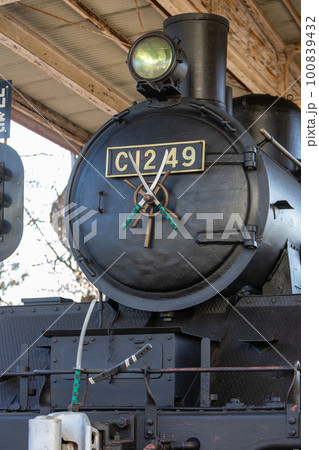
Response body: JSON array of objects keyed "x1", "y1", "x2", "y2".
[
  {"x1": 131, "y1": 36, "x2": 173, "y2": 80},
  {"x1": 127, "y1": 32, "x2": 188, "y2": 97}
]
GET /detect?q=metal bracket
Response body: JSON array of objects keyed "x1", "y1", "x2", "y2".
[
  {"x1": 144, "y1": 367, "x2": 158, "y2": 440},
  {"x1": 244, "y1": 145, "x2": 258, "y2": 170},
  {"x1": 197, "y1": 224, "x2": 258, "y2": 248},
  {"x1": 17, "y1": 343, "x2": 30, "y2": 411},
  {"x1": 92, "y1": 414, "x2": 135, "y2": 446},
  {"x1": 200, "y1": 338, "x2": 211, "y2": 407},
  {"x1": 286, "y1": 361, "x2": 300, "y2": 438},
  {"x1": 190, "y1": 102, "x2": 236, "y2": 132}
]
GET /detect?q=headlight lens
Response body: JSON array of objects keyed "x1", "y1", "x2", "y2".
[{"x1": 131, "y1": 36, "x2": 173, "y2": 80}]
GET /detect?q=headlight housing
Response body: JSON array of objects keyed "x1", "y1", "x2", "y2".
[{"x1": 127, "y1": 32, "x2": 188, "y2": 97}]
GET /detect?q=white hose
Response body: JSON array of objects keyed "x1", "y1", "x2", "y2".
[{"x1": 75, "y1": 298, "x2": 97, "y2": 370}]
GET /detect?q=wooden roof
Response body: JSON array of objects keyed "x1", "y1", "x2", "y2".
[{"x1": 0, "y1": 0, "x2": 301, "y2": 153}]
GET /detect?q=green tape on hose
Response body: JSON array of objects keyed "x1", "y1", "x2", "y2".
[{"x1": 71, "y1": 369, "x2": 82, "y2": 405}]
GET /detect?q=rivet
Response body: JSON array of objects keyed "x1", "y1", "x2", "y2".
[
  {"x1": 73, "y1": 338, "x2": 77, "y2": 342},
  {"x1": 167, "y1": 356, "x2": 172, "y2": 361},
  {"x1": 53, "y1": 339, "x2": 57, "y2": 343},
  {"x1": 147, "y1": 430, "x2": 154, "y2": 437},
  {"x1": 91, "y1": 337, "x2": 96, "y2": 342},
  {"x1": 53, "y1": 358, "x2": 57, "y2": 363},
  {"x1": 77, "y1": 306, "x2": 81, "y2": 310},
  {"x1": 129, "y1": 336, "x2": 133, "y2": 341},
  {"x1": 288, "y1": 417, "x2": 296, "y2": 424},
  {"x1": 167, "y1": 377, "x2": 172, "y2": 382},
  {"x1": 271, "y1": 298, "x2": 276, "y2": 303},
  {"x1": 167, "y1": 336, "x2": 172, "y2": 340},
  {"x1": 52, "y1": 378, "x2": 57, "y2": 383},
  {"x1": 146, "y1": 419, "x2": 153, "y2": 425}
]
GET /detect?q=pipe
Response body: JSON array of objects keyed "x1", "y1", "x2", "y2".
[
  {"x1": 164, "y1": 13, "x2": 229, "y2": 109},
  {"x1": 259, "y1": 128, "x2": 301, "y2": 168}
]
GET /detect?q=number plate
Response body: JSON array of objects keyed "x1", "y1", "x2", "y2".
[{"x1": 105, "y1": 140, "x2": 205, "y2": 178}]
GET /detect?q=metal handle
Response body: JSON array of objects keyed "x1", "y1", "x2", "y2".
[{"x1": 259, "y1": 128, "x2": 301, "y2": 168}]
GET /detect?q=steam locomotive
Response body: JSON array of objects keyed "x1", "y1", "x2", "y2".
[{"x1": 0, "y1": 13, "x2": 300, "y2": 450}]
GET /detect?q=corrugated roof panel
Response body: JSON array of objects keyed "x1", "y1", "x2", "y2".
[{"x1": 256, "y1": 0, "x2": 300, "y2": 44}]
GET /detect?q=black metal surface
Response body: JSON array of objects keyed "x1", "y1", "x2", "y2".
[
  {"x1": 164, "y1": 13, "x2": 229, "y2": 108},
  {"x1": 233, "y1": 94, "x2": 301, "y2": 172},
  {"x1": 0, "y1": 409, "x2": 301, "y2": 450},
  {"x1": 66, "y1": 95, "x2": 299, "y2": 311}
]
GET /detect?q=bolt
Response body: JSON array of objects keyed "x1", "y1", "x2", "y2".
[
  {"x1": 167, "y1": 335, "x2": 172, "y2": 340},
  {"x1": 0, "y1": 310, "x2": 3, "y2": 314},
  {"x1": 90, "y1": 337, "x2": 96, "y2": 342},
  {"x1": 167, "y1": 356, "x2": 172, "y2": 361},
  {"x1": 52, "y1": 378, "x2": 57, "y2": 383},
  {"x1": 147, "y1": 430, "x2": 154, "y2": 437},
  {"x1": 53, "y1": 307, "x2": 58, "y2": 311},
  {"x1": 53, "y1": 339, "x2": 57, "y2": 343},
  {"x1": 146, "y1": 419, "x2": 153, "y2": 426},
  {"x1": 117, "y1": 418, "x2": 128, "y2": 428},
  {"x1": 73, "y1": 338, "x2": 77, "y2": 342},
  {"x1": 246, "y1": 299, "x2": 251, "y2": 304},
  {"x1": 271, "y1": 298, "x2": 276, "y2": 303},
  {"x1": 148, "y1": 336, "x2": 152, "y2": 340},
  {"x1": 231, "y1": 398, "x2": 240, "y2": 403},
  {"x1": 167, "y1": 377, "x2": 172, "y2": 382},
  {"x1": 288, "y1": 417, "x2": 296, "y2": 424},
  {"x1": 10, "y1": 309, "x2": 14, "y2": 314},
  {"x1": 129, "y1": 336, "x2": 133, "y2": 341},
  {"x1": 77, "y1": 306, "x2": 81, "y2": 310},
  {"x1": 288, "y1": 428, "x2": 296, "y2": 436},
  {"x1": 32, "y1": 308, "x2": 36, "y2": 312},
  {"x1": 53, "y1": 358, "x2": 57, "y2": 363}
]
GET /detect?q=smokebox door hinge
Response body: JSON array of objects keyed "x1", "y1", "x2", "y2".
[{"x1": 244, "y1": 146, "x2": 257, "y2": 170}]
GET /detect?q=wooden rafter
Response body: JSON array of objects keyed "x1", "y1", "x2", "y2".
[
  {"x1": 0, "y1": 1, "x2": 19, "y2": 5},
  {"x1": 11, "y1": 89, "x2": 92, "y2": 154},
  {"x1": 147, "y1": 0, "x2": 300, "y2": 99},
  {"x1": 60, "y1": 0, "x2": 131, "y2": 52},
  {"x1": 0, "y1": 11, "x2": 131, "y2": 116},
  {"x1": 281, "y1": 0, "x2": 301, "y2": 29}
]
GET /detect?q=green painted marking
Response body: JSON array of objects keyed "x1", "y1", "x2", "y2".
[{"x1": 120, "y1": 204, "x2": 141, "y2": 229}]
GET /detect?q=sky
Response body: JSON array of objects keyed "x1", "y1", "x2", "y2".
[{"x1": 1, "y1": 121, "x2": 79, "y2": 305}]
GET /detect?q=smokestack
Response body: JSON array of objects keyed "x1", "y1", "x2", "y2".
[{"x1": 164, "y1": 13, "x2": 229, "y2": 109}]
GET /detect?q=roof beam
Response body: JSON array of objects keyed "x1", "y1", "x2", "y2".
[
  {"x1": 148, "y1": 0, "x2": 300, "y2": 99},
  {"x1": 0, "y1": 11, "x2": 131, "y2": 116},
  {"x1": 60, "y1": 0, "x2": 131, "y2": 52},
  {"x1": 281, "y1": 0, "x2": 301, "y2": 29},
  {"x1": 0, "y1": 1, "x2": 19, "y2": 5},
  {"x1": 11, "y1": 89, "x2": 92, "y2": 154}
]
